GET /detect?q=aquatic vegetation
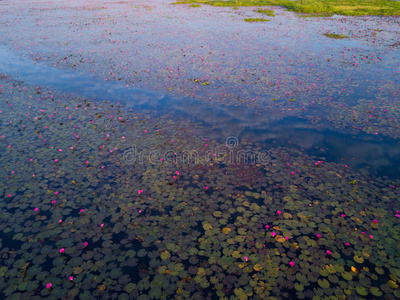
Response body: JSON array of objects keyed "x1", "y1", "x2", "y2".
[
  {"x1": 173, "y1": 0, "x2": 400, "y2": 16},
  {"x1": 297, "y1": 12, "x2": 334, "y2": 18},
  {"x1": 244, "y1": 17, "x2": 270, "y2": 22},
  {"x1": 1, "y1": 0, "x2": 398, "y2": 139},
  {"x1": 0, "y1": 0, "x2": 399, "y2": 298},
  {"x1": 256, "y1": 8, "x2": 275, "y2": 16},
  {"x1": 324, "y1": 33, "x2": 348, "y2": 39},
  {"x1": 1, "y1": 75, "x2": 400, "y2": 299}
]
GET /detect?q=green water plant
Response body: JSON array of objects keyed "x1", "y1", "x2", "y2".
[
  {"x1": 256, "y1": 8, "x2": 275, "y2": 16},
  {"x1": 244, "y1": 17, "x2": 270, "y2": 22},
  {"x1": 172, "y1": 0, "x2": 400, "y2": 16},
  {"x1": 324, "y1": 33, "x2": 348, "y2": 39}
]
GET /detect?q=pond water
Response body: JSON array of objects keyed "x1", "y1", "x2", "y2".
[
  {"x1": 1, "y1": 46, "x2": 400, "y2": 178},
  {"x1": 0, "y1": 0, "x2": 399, "y2": 299}
]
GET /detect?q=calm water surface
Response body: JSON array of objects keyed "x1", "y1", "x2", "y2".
[{"x1": 0, "y1": 1, "x2": 400, "y2": 299}]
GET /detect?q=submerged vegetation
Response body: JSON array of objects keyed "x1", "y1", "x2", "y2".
[{"x1": 172, "y1": 0, "x2": 400, "y2": 16}]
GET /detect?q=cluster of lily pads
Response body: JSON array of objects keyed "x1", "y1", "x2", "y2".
[
  {"x1": 0, "y1": 0, "x2": 399, "y2": 299},
  {"x1": 1, "y1": 77, "x2": 400, "y2": 299}
]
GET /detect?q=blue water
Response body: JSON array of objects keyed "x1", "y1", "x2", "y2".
[{"x1": 1, "y1": 46, "x2": 400, "y2": 178}]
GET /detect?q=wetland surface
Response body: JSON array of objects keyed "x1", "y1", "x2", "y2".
[{"x1": 0, "y1": 0, "x2": 399, "y2": 299}]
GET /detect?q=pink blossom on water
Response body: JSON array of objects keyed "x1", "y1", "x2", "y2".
[
  {"x1": 34, "y1": 208, "x2": 39, "y2": 211},
  {"x1": 277, "y1": 210, "x2": 281, "y2": 215},
  {"x1": 83, "y1": 242, "x2": 88, "y2": 247},
  {"x1": 372, "y1": 219, "x2": 378, "y2": 224},
  {"x1": 60, "y1": 248, "x2": 65, "y2": 253},
  {"x1": 271, "y1": 232, "x2": 276, "y2": 237},
  {"x1": 138, "y1": 190, "x2": 143, "y2": 194},
  {"x1": 289, "y1": 262, "x2": 295, "y2": 267},
  {"x1": 341, "y1": 214, "x2": 346, "y2": 218},
  {"x1": 369, "y1": 235, "x2": 373, "y2": 239},
  {"x1": 317, "y1": 234, "x2": 322, "y2": 239},
  {"x1": 244, "y1": 256, "x2": 248, "y2": 262},
  {"x1": 69, "y1": 276, "x2": 73, "y2": 281},
  {"x1": 326, "y1": 250, "x2": 331, "y2": 255},
  {"x1": 265, "y1": 225, "x2": 270, "y2": 229},
  {"x1": 46, "y1": 283, "x2": 52, "y2": 289}
]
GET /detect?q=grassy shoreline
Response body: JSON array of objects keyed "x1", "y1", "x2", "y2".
[{"x1": 172, "y1": 0, "x2": 400, "y2": 16}]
